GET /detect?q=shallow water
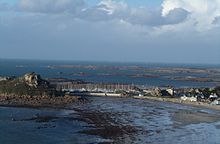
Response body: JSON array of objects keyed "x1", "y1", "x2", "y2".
[
  {"x1": 1, "y1": 96, "x2": 220, "y2": 144},
  {"x1": 0, "y1": 59, "x2": 217, "y2": 87}
]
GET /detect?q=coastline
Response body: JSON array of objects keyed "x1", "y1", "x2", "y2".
[
  {"x1": 1, "y1": 72, "x2": 219, "y2": 112},
  {"x1": 134, "y1": 96, "x2": 220, "y2": 111},
  {"x1": 0, "y1": 93, "x2": 220, "y2": 111},
  {"x1": 0, "y1": 94, "x2": 87, "y2": 109},
  {"x1": 1, "y1": 92, "x2": 220, "y2": 143}
]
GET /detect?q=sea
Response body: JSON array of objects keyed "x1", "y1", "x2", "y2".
[
  {"x1": 0, "y1": 59, "x2": 220, "y2": 144},
  {"x1": 0, "y1": 59, "x2": 219, "y2": 87}
]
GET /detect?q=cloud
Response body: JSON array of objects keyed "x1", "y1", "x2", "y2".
[
  {"x1": 4, "y1": 0, "x2": 187, "y2": 27},
  {"x1": 1, "y1": 0, "x2": 219, "y2": 30},
  {"x1": 95, "y1": 0, "x2": 128, "y2": 15},
  {"x1": 162, "y1": 0, "x2": 220, "y2": 30},
  {"x1": 17, "y1": 0, "x2": 85, "y2": 13},
  {"x1": 0, "y1": 0, "x2": 219, "y2": 64},
  {"x1": 127, "y1": 7, "x2": 188, "y2": 26},
  {"x1": 79, "y1": 0, "x2": 188, "y2": 26},
  {"x1": 79, "y1": 0, "x2": 128, "y2": 21},
  {"x1": 213, "y1": 16, "x2": 220, "y2": 25}
]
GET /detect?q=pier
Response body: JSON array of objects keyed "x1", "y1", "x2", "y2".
[{"x1": 53, "y1": 82, "x2": 136, "y2": 92}]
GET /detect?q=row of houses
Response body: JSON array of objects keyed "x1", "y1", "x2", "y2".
[{"x1": 141, "y1": 87, "x2": 220, "y2": 105}]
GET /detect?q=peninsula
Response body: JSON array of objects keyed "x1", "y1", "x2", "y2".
[{"x1": 0, "y1": 72, "x2": 85, "y2": 108}]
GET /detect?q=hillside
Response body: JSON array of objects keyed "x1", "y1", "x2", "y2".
[{"x1": 0, "y1": 72, "x2": 57, "y2": 96}]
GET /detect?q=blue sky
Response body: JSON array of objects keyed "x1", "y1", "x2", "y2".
[
  {"x1": 0, "y1": 0, "x2": 18, "y2": 4},
  {"x1": 0, "y1": 0, "x2": 219, "y2": 64}
]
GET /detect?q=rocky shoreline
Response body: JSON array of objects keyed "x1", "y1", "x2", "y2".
[
  {"x1": 1, "y1": 93, "x2": 220, "y2": 111},
  {"x1": 0, "y1": 72, "x2": 88, "y2": 108},
  {"x1": 0, "y1": 94, "x2": 87, "y2": 108}
]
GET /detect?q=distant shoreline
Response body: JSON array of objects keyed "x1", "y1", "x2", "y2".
[{"x1": 1, "y1": 58, "x2": 220, "y2": 67}]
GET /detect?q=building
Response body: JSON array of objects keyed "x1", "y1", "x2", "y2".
[
  {"x1": 210, "y1": 99, "x2": 220, "y2": 105},
  {"x1": 209, "y1": 93, "x2": 218, "y2": 101},
  {"x1": 181, "y1": 95, "x2": 197, "y2": 102}
]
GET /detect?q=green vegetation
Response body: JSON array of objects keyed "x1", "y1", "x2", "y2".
[
  {"x1": 199, "y1": 87, "x2": 220, "y2": 99},
  {"x1": 0, "y1": 73, "x2": 57, "y2": 96}
]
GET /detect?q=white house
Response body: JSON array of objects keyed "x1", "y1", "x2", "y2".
[
  {"x1": 209, "y1": 93, "x2": 218, "y2": 99},
  {"x1": 181, "y1": 95, "x2": 197, "y2": 102}
]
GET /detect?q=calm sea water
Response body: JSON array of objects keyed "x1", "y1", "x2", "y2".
[
  {"x1": 1, "y1": 96, "x2": 220, "y2": 144},
  {"x1": 0, "y1": 59, "x2": 218, "y2": 87}
]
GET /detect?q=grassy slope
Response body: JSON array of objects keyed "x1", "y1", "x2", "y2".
[{"x1": 0, "y1": 78, "x2": 56, "y2": 96}]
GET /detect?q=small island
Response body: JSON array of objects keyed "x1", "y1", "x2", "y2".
[{"x1": 0, "y1": 72, "x2": 85, "y2": 108}]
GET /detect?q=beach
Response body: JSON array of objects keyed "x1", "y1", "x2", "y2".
[{"x1": 1, "y1": 96, "x2": 220, "y2": 144}]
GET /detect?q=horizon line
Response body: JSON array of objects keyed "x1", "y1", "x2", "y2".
[{"x1": 0, "y1": 57, "x2": 220, "y2": 66}]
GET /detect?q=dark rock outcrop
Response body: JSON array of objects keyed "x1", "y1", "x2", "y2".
[
  {"x1": 0, "y1": 72, "x2": 87, "y2": 108},
  {"x1": 0, "y1": 72, "x2": 56, "y2": 97},
  {"x1": 215, "y1": 86, "x2": 220, "y2": 97},
  {"x1": 22, "y1": 72, "x2": 49, "y2": 88}
]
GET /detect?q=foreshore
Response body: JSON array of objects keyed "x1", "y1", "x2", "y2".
[
  {"x1": 0, "y1": 93, "x2": 220, "y2": 111},
  {"x1": 0, "y1": 94, "x2": 87, "y2": 109},
  {"x1": 134, "y1": 96, "x2": 220, "y2": 111}
]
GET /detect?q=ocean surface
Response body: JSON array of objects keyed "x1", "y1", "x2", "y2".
[
  {"x1": 1, "y1": 59, "x2": 220, "y2": 144},
  {"x1": 0, "y1": 59, "x2": 219, "y2": 87}
]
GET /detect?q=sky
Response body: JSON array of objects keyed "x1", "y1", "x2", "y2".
[{"x1": 0, "y1": 0, "x2": 220, "y2": 64}]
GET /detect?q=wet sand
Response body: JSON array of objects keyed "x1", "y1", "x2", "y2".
[
  {"x1": 1, "y1": 96, "x2": 220, "y2": 144},
  {"x1": 172, "y1": 109, "x2": 220, "y2": 126},
  {"x1": 73, "y1": 108, "x2": 140, "y2": 143},
  {"x1": 14, "y1": 107, "x2": 140, "y2": 144},
  {"x1": 134, "y1": 96, "x2": 220, "y2": 111}
]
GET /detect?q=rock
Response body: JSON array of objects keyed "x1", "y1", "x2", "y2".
[
  {"x1": 0, "y1": 77, "x2": 11, "y2": 81},
  {"x1": 215, "y1": 86, "x2": 220, "y2": 97},
  {"x1": 23, "y1": 72, "x2": 48, "y2": 88},
  {"x1": 0, "y1": 73, "x2": 59, "y2": 97},
  {"x1": 151, "y1": 88, "x2": 162, "y2": 96},
  {"x1": 166, "y1": 88, "x2": 174, "y2": 96},
  {"x1": 23, "y1": 72, "x2": 40, "y2": 87}
]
